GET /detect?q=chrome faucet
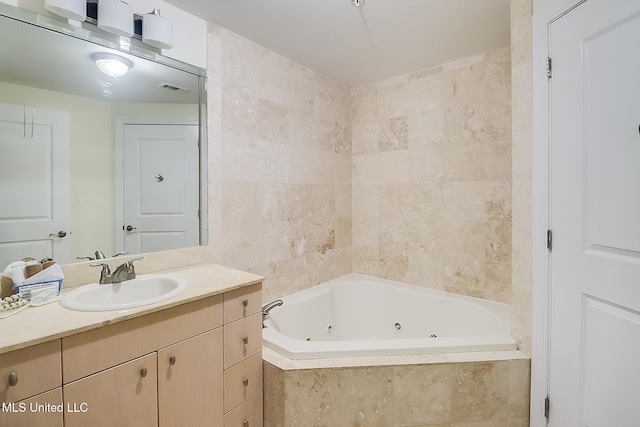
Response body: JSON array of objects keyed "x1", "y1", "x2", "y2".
[
  {"x1": 90, "y1": 257, "x2": 144, "y2": 284},
  {"x1": 262, "y1": 299, "x2": 283, "y2": 327}
]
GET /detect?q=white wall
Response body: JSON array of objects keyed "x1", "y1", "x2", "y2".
[{"x1": 0, "y1": 0, "x2": 206, "y2": 68}]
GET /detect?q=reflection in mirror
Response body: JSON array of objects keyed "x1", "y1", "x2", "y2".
[{"x1": 0, "y1": 4, "x2": 207, "y2": 267}]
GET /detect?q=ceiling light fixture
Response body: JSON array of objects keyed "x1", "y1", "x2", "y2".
[
  {"x1": 92, "y1": 53, "x2": 133, "y2": 78},
  {"x1": 352, "y1": 0, "x2": 363, "y2": 7}
]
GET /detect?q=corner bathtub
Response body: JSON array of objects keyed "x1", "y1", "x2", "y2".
[{"x1": 262, "y1": 274, "x2": 517, "y2": 359}]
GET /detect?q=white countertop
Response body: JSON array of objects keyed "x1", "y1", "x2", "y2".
[{"x1": 0, "y1": 263, "x2": 263, "y2": 355}]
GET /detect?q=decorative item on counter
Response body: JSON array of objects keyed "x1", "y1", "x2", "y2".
[
  {"x1": 3, "y1": 257, "x2": 64, "y2": 306},
  {"x1": 0, "y1": 294, "x2": 30, "y2": 319},
  {"x1": 0, "y1": 276, "x2": 14, "y2": 299}
]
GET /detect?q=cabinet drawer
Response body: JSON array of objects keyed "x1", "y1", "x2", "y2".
[
  {"x1": 224, "y1": 283, "x2": 262, "y2": 324},
  {"x1": 224, "y1": 353, "x2": 262, "y2": 412},
  {"x1": 224, "y1": 392, "x2": 263, "y2": 427},
  {"x1": 62, "y1": 295, "x2": 222, "y2": 383},
  {"x1": 223, "y1": 313, "x2": 262, "y2": 369},
  {"x1": 0, "y1": 340, "x2": 61, "y2": 402},
  {"x1": 0, "y1": 387, "x2": 63, "y2": 427}
]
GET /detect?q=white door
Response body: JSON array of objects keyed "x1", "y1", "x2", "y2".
[
  {"x1": 122, "y1": 124, "x2": 199, "y2": 254},
  {"x1": 0, "y1": 103, "x2": 70, "y2": 267},
  {"x1": 548, "y1": 1, "x2": 640, "y2": 426}
]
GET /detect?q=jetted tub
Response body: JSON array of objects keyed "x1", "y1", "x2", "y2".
[{"x1": 262, "y1": 274, "x2": 517, "y2": 359}]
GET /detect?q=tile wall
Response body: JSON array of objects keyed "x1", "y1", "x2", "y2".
[
  {"x1": 206, "y1": 25, "x2": 353, "y2": 303},
  {"x1": 510, "y1": 0, "x2": 533, "y2": 355},
  {"x1": 351, "y1": 48, "x2": 513, "y2": 304}
]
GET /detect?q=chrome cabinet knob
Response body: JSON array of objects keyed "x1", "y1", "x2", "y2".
[
  {"x1": 242, "y1": 377, "x2": 249, "y2": 387},
  {"x1": 243, "y1": 420, "x2": 249, "y2": 427},
  {"x1": 169, "y1": 355, "x2": 176, "y2": 365},
  {"x1": 8, "y1": 372, "x2": 18, "y2": 387},
  {"x1": 140, "y1": 367, "x2": 147, "y2": 378},
  {"x1": 242, "y1": 336, "x2": 249, "y2": 344},
  {"x1": 242, "y1": 299, "x2": 249, "y2": 307}
]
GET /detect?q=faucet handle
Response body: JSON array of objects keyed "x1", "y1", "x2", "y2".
[
  {"x1": 90, "y1": 262, "x2": 111, "y2": 273},
  {"x1": 126, "y1": 257, "x2": 144, "y2": 275},
  {"x1": 112, "y1": 251, "x2": 128, "y2": 257},
  {"x1": 90, "y1": 262, "x2": 112, "y2": 284}
]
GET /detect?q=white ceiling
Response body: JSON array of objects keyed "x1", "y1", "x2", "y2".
[{"x1": 165, "y1": 0, "x2": 512, "y2": 88}]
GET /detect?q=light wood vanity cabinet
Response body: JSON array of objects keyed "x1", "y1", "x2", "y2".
[
  {"x1": 223, "y1": 284, "x2": 263, "y2": 427},
  {"x1": 0, "y1": 340, "x2": 63, "y2": 427},
  {"x1": 63, "y1": 353, "x2": 158, "y2": 427},
  {"x1": 158, "y1": 328, "x2": 223, "y2": 427},
  {"x1": 0, "y1": 281, "x2": 263, "y2": 427}
]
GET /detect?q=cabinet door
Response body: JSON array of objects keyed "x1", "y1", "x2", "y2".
[
  {"x1": 158, "y1": 328, "x2": 223, "y2": 427},
  {"x1": 0, "y1": 388, "x2": 63, "y2": 427},
  {"x1": 63, "y1": 353, "x2": 157, "y2": 427}
]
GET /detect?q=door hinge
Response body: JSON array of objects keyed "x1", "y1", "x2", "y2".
[
  {"x1": 544, "y1": 396, "x2": 550, "y2": 418},
  {"x1": 547, "y1": 229, "x2": 553, "y2": 251},
  {"x1": 546, "y1": 57, "x2": 552, "y2": 78}
]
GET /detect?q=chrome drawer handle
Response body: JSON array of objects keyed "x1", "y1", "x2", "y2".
[
  {"x1": 140, "y1": 367, "x2": 147, "y2": 378},
  {"x1": 8, "y1": 372, "x2": 18, "y2": 387},
  {"x1": 242, "y1": 336, "x2": 249, "y2": 345},
  {"x1": 243, "y1": 377, "x2": 249, "y2": 387}
]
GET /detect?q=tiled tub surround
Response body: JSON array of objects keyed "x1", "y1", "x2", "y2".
[
  {"x1": 263, "y1": 274, "x2": 516, "y2": 359},
  {"x1": 263, "y1": 348, "x2": 530, "y2": 427},
  {"x1": 351, "y1": 47, "x2": 512, "y2": 305},
  {"x1": 262, "y1": 274, "x2": 528, "y2": 426}
]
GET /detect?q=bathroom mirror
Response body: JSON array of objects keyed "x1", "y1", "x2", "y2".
[{"x1": 0, "y1": 3, "x2": 207, "y2": 267}]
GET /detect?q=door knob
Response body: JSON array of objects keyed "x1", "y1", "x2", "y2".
[
  {"x1": 49, "y1": 230, "x2": 67, "y2": 238},
  {"x1": 126, "y1": 225, "x2": 137, "y2": 232}
]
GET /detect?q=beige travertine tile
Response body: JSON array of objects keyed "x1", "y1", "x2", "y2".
[
  {"x1": 444, "y1": 257, "x2": 486, "y2": 299},
  {"x1": 379, "y1": 116, "x2": 409, "y2": 152},
  {"x1": 284, "y1": 367, "x2": 393, "y2": 426},
  {"x1": 451, "y1": 362, "x2": 508, "y2": 423},
  {"x1": 507, "y1": 359, "x2": 531, "y2": 420},
  {"x1": 510, "y1": 0, "x2": 533, "y2": 356},
  {"x1": 393, "y1": 364, "x2": 455, "y2": 425},
  {"x1": 453, "y1": 421, "x2": 508, "y2": 427},
  {"x1": 263, "y1": 361, "x2": 286, "y2": 427}
]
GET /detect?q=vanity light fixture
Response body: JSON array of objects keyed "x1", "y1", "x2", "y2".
[
  {"x1": 45, "y1": 0, "x2": 87, "y2": 21},
  {"x1": 97, "y1": 0, "x2": 134, "y2": 37},
  {"x1": 92, "y1": 53, "x2": 133, "y2": 78},
  {"x1": 142, "y1": 9, "x2": 173, "y2": 49}
]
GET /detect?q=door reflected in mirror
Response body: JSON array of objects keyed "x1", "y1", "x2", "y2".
[{"x1": 0, "y1": 4, "x2": 207, "y2": 267}]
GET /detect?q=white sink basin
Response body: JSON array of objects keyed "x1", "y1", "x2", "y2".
[{"x1": 60, "y1": 274, "x2": 189, "y2": 311}]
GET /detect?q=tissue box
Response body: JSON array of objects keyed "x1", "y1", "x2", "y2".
[
  {"x1": 13, "y1": 262, "x2": 64, "y2": 305},
  {"x1": 14, "y1": 279, "x2": 62, "y2": 301}
]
